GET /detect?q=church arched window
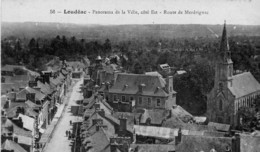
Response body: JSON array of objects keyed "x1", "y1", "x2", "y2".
[
  {"x1": 219, "y1": 82, "x2": 223, "y2": 91},
  {"x1": 219, "y1": 99, "x2": 223, "y2": 111}
]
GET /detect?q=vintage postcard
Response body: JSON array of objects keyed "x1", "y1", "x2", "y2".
[{"x1": 1, "y1": 0, "x2": 260, "y2": 152}]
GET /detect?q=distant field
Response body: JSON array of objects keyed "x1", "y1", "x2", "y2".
[{"x1": 2, "y1": 22, "x2": 260, "y2": 41}]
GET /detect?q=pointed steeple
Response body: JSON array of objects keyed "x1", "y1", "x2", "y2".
[{"x1": 220, "y1": 21, "x2": 230, "y2": 61}]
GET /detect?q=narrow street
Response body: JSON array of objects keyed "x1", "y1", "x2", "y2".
[{"x1": 43, "y1": 78, "x2": 83, "y2": 152}]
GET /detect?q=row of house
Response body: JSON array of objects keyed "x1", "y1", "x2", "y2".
[{"x1": 1, "y1": 61, "x2": 73, "y2": 152}]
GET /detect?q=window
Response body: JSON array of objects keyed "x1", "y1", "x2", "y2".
[
  {"x1": 217, "y1": 117, "x2": 223, "y2": 123},
  {"x1": 148, "y1": 98, "x2": 151, "y2": 105},
  {"x1": 227, "y1": 116, "x2": 231, "y2": 123},
  {"x1": 219, "y1": 99, "x2": 223, "y2": 111},
  {"x1": 130, "y1": 96, "x2": 134, "y2": 101},
  {"x1": 157, "y1": 98, "x2": 161, "y2": 106},
  {"x1": 113, "y1": 95, "x2": 117, "y2": 101},
  {"x1": 219, "y1": 83, "x2": 223, "y2": 91},
  {"x1": 139, "y1": 97, "x2": 142, "y2": 105},
  {"x1": 122, "y1": 96, "x2": 126, "y2": 102}
]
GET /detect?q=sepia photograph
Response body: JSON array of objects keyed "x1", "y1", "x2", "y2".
[{"x1": 1, "y1": 0, "x2": 260, "y2": 152}]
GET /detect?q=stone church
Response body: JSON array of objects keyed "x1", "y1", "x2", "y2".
[{"x1": 207, "y1": 22, "x2": 260, "y2": 127}]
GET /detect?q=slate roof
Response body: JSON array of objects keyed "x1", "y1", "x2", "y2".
[
  {"x1": 16, "y1": 86, "x2": 46, "y2": 101},
  {"x1": 229, "y1": 72, "x2": 260, "y2": 98},
  {"x1": 134, "y1": 125, "x2": 175, "y2": 139},
  {"x1": 175, "y1": 135, "x2": 233, "y2": 152},
  {"x1": 1, "y1": 82, "x2": 28, "y2": 94},
  {"x1": 1, "y1": 64, "x2": 25, "y2": 72},
  {"x1": 109, "y1": 73, "x2": 174, "y2": 97},
  {"x1": 145, "y1": 71, "x2": 163, "y2": 78},
  {"x1": 208, "y1": 122, "x2": 230, "y2": 132},
  {"x1": 140, "y1": 109, "x2": 170, "y2": 125},
  {"x1": 1, "y1": 140, "x2": 27, "y2": 152},
  {"x1": 5, "y1": 102, "x2": 38, "y2": 118},
  {"x1": 170, "y1": 105, "x2": 193, "y2": 123},
  {"x1": 25, "y1": 100, "x2": 41, "y2": 108},
  {"x1": 112, "y1": 112, "x2": 142, "y2": 132},
  {"x1": 1, "y1": 118, "x2": 33, "y2": 138},
  {"x1": 130, "y1": 144, "x2": 175, "y2": 152},
  {"x1": 83, "y1": 128, "x2": 110, "y2": 152},
  {"x1": 163, "y1": 121, "x2": 217, "y2": 132},
  {"x1": 37, "y1": 81, "x2": 54, "y2": 95}
]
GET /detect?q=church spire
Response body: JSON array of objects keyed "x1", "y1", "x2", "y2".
[{"x1": 220, "y1": 21, "x2": 230, "y2": 60}]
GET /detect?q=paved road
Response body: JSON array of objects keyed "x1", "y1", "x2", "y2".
[{"x1": 43, "y1": 79, "x2": 83, "y2": 152}]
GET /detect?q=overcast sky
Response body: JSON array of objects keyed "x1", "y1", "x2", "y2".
[{"x1": 2, "y1": 0, "x2": 260, "y2": 25}]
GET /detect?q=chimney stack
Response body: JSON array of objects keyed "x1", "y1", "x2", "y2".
[
  {"x1": 175, "y1": 128, "x2": 182, "y2": 145},
  {"x1": 94, "y1": 104, "x2": 100, "y2": 111},
  {"x1": 13, "y1": 137, "x2": 18, "y2": 143},
  {"x1": 98, "y1": 109, "x2": 105, "y2": 117},
  {"x1": 232, "y1": 134, "x2": 240, "y2": 152},
  {"x1": 9, "y1": 92, "x2": 16, "y2": 102},
  {"x1": 43, "y1": 73, "x2": 51, "y2": 84},
  {"x1": 119, "y1": 115, "x2": 127, "y2": 136},
  {"x1": 166, "y1": 76, "x2": 173, "y2": 93}
]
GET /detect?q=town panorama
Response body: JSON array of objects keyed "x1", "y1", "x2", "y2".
[{"x1": 1, "y1": 22, "x2": 260, "y2": 152}]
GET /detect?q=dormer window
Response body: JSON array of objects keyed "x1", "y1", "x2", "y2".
[
  {"x1": 139, "y1": 84, "x2": 145, "y2": 93},
  {"x1": 155, "y1": 87, "x2": 160, "y2": 93},
  {"x1": 123, "y1": 84, "x2": 128, "y2": 91}
]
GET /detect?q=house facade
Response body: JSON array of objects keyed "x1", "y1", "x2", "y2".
[
  {"x1": 105, "y1": 73, "x2": 176, "y2": 112},
  {"x1": 207, "y1": 22, "x2": 260, "y2": 127}
]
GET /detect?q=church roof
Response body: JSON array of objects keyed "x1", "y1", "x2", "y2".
[{"x1": 229, "y1": 72, "x2": 260, "y2": 99}]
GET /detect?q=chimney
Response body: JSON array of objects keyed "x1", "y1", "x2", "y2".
[
  {"x1": 175, "y1": 128, "x2": 182, "y2": 145},
  {"x1": 98, "y1": 109, "x2": 105, "y2": 117},
  {"x1": 94, "y1": 104, "x2": 100, "y2": 111},
  {"x1": 166, "y1": 76, "x2": 173, "y2": 93},
  {"x1": 105, "y1": 82, "x2": 110, "y2": 91},
  {"x1": 26, "y1": 93, "x2": 35, "y2": 102},
  {"x1": 13, "y1": 117, "x2": 23, "y2": 128},
  {"x1": 9, "y1": 92, "x2": 16, "y2": 102},
  {"x1": 13, "y1": 137, "x2": 18, "y2": 143},
  {"x1": 96, "y1": 125, "x2": 101, "y2": 131},
  {"x1": 43, "y1": 73, "x2": 50, "y2": 84},
  {"x1": 28, "y1": 81, "x2": 37, "y2": 88},
  {"x1": 4, "y1": 100, "x2": 11, "y2": 109},
  {"x1": 119, "y1": 115, "x2": 127, "y2": 136},
  {"x1": 232, "y1": 134, "x2": 240, "y2": 152}
]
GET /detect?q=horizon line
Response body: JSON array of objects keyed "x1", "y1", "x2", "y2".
[{"x1": 2, "y1": 21, "x2": 260, "y2": 26}]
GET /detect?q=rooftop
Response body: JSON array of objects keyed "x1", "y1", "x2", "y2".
[
  {"x1": 229, "y1": 72, "x2": 260, "y2": 99},
  {"x1": 109, "y1": 73, "x2": 175, "y2": 96}
]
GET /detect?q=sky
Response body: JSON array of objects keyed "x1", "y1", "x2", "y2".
[{"x1": 2, "y1": 0, "x2": 260, "y2": 25}]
